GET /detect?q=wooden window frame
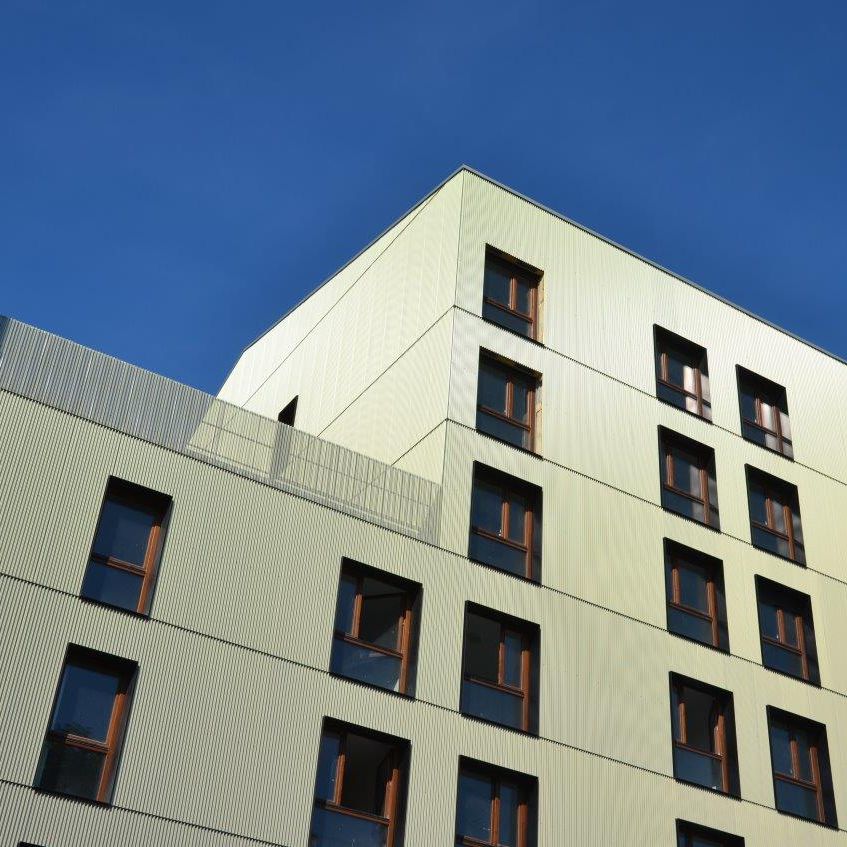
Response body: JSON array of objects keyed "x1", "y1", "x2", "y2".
[
  {"x1": 670, "y1": 675, "x2": 738, "y2": 796},
  {"x1": 654, "y1": 327, "x2": 712, "y2": 421},
  {"x1": 665, "y1": 542, "x2": 727, "y2": 651},
  {"x1": 746, "y1": 468, "x2": 804, "y2": 564},
  {"x1": 482, "y1": 249, "x2": 542, "y2": 341},
  {"x1": 36, "y1": 646, "x2": 136, "y2": 805},
  {"x1": 659, "y1": 430, "x2": 719, "y2": 529},
  {"x1": 767, "y1": 708, "x2": 836, "y2": 826},
  {"x1": 313, "y1": 724, "x2": 406, "y2": 847},
  {"x1": 470, "y1": 466, "x2": 541, "y2": 582},
  {"x1": 676, "y1": 819, "x2": 744, "y2": 846},
  {"x1": 476, "y1": 353, "x2": 539, "y2": 452},
  {"x1": 461, "y1": 606, "x2": 537, "y2": 733},
  {"x1": 456, "y1": 759, "x2": 534, "y2": 847},
  {"x1": 737, "y1": 367, "x2": 793, "y2": 459},
  {"x1": 755, "y1": 577, "x2": 818, "y2": 684},
  {"x1": 332, "y1": 562, "x2": 416, "y2": 695},
  {"x1": 82, "y1": 477, "x2": 170, "y2": 616}
]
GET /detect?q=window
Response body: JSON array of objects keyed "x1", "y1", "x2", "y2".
[
  {"x1": 278, "y1": 395, "x2": 298, "y2": 427},
  {"x1": 476, "y1": 353, "x2": 539, "y2": 452},
  {"x1": 755, "y1": 577, "x2": 819, "y2": 684},
  {"x1": 659, "y1": 429, "x2": 719, "y2": 529},
  {"x1": 767, "y1": 708, "x2": 836, "y2": 826},
  {"x1": 664, "y1": 541, "x2": 728, "y2": 651},
  {"x1": 460, "y1": 605, "x2": 539, "y2": 733},
  {"x1": 676, "y1": 820, "x2": 744, "y2": 846},
  {"x1": 669, "y1": 674, "x2": 739, "y2": 796},
  {"x1": 482, "y1": 248, "x2": 542, "y2": 340},
  {"x1": 310, "y1": 721, "x2": 408, "y2": 847},
  {"x1": 746, "y1": 467, "x2": 805, "y2": 564},
  {"x1": 455, "y1": 758, "x2": 536, "y2": 847},
  {"x1": 330, "y1": 561, "x2": 420, "y2": 696},
  {"x1": 737, "y1": 368, "x2": 792, "y2": 458},
  {"x1": 469, "y1": 465, "x2": 541, "y2": 581},
  {"x1": 80, "y1": 478, "x2": 170, "y2": 615},
  {"x1": 34, "y1": 646, "x2": 136, "y2": 804},
  {"x1": 654, "y1": 327, "x2": 711, "y2": 421}
]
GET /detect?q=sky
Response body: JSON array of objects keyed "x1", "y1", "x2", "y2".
[{"x1": 1, "y1": 1, "x2": 845, "y2": 394}]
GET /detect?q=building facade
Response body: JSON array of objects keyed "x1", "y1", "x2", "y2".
[{"x1": 2, "y1": 167, "x2": 847, "y2": 846}]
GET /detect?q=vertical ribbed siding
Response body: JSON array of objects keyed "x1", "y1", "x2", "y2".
[{"x1": 0, "y1": 316, "x2": 441, "y2": 543}]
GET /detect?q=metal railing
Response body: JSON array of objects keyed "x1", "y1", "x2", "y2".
[{"x1": 0, "y1": 317, "x2": 442, "y2": 543}]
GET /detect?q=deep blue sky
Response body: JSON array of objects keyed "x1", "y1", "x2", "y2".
[{"x1": 2, "y1": 2, "x2": 845, "y2": 394}]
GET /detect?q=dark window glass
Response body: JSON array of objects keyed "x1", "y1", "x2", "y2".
[
  {"x1": 476, "y1": 354, "x2": 539, "y2": 452},
  {"x1": 278, "y1": 395, "x2": 298, "y2": 427},
  {"x1": 482, "y1": 249, "x2": 542, "y2": 340},
  {"x1": 665, "y1": 542, "x2": 728, "y2": 651},
  {"x1": 655, "y1": 327, "x2": 712, "y2": 420},
  {"x1": 34, "y1": 646, "x2": 136, "y2": 804},
  {"x1": 460, "y1": 606, "x2": 538, "y2": 733},
  {"x1": 310, "y1": 722, "x2": 408, "y2": 847},
  {"x1": 767, "y1": 708, "x2": 837, "y2": 826},
  {"x1": 330, "y1": 561, "x2": 420, "y2": 696},
  {"x1": 80, "y1": 478, "x2": 170, "y2": 615},
  {"x1": 737, "y1": 368, "x2": 792, "y2": 458},
  {"x1": 676, "y1": 820, "x2": 744, "y2": 846},
  {"x1": 469, "y1": 465, "x2": 541, "y2": 581},
  {"x1": 756, "y1": 577, "x2": 819, "y2": 685},
  {"x1": 455, "y1": 759, "x2": 536, "y2": 847},
  {"x1": 746, "y1": 468, "x2": 805, "y2": 564},
  {"x1": 670, "y1": 674, "x2": 739, "y2": 796},
  {"x1": 659, "y1": 430, "x2": 719, "y2": 529}
]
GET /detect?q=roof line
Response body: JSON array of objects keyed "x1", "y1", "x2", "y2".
[{"x1": 236, "y1": 164, "x2": 845, "y2": 370}]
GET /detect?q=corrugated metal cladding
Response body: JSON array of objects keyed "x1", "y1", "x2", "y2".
[{"x1": 4, "y1": 167, "x2": 847, "y2": 846}]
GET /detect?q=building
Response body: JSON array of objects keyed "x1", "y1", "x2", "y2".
[{"x1": 1, "y1": 166, "x2": 846, "y2": 846}]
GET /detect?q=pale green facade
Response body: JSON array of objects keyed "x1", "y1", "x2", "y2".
[{"x1": 2, "y1": 168, "x2": 846, "y2": 845}]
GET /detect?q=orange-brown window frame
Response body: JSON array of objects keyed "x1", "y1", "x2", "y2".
[
  {"x1": 461, "y1": 607, "x2": 536, "y2": 733},
  {"x1": 738, "y1": 368, "x2": 793, "y2": 459},
  {"x1": 660, "y1": 431, "x2": 719, "y2": 529},
  {"x1": 746, "y1": 469, "x2": 804, "y2": 564},
  {"x1": 670, "y1": 675, "x2": 738, "y2": 797},
  {"x1": 313, "y1": 725, "x2": 406, "y2": 847},
  {"x1": 476, "y1": 354, "x2": 538, "y2": 452},
  {"x1": 654, "y1": 327, "x2": 712, "y2": 421},
  {"x1": 82, "y1": 478, "x2": 170, "y2": 615},
  {"x1": 482, "y1": 251, "x2": 541, "y2": 341},
  {"x1": 456, "y1": 760, "x2": 533, "y2": 847},
  {"x1": 35, "y1": 646, "x2": 136, "y2": 804},
  {"x1": 666, "y1": 545, "x2": 728, "y2": 651},
  {"x1": 333, "y1": 564, "x2": 415, "y2": 695},
  {"x1": 470, "y1": 469, "x2": 540, "y2": 582}
]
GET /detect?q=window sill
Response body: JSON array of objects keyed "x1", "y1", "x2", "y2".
[
  {"x1": 759, "y1": 661, "x2": 821, "y2": 689},
  {"x1": 672, "y1": 775, "x2": 740, "y2": 800},
  {"x1": 328, "y1": 670, "x2": 415, "y2": 701},
  {"x1": 656, "y1": 394, "x2": 713, "y2": 425},
  {"x1": 79, "y1": 595, "x2": 150, "y2": 620},
  {"x1": 666, "y1": 627, "x2": 729, "y2": 655},
  {"x1": 474, "y1": 427, "x2": 543, "y2": 460},
  {"x1": 32, "y1": 785, "x2": 111, "y2": 807},
  {"x1": 741, "y1": 435, "x2": 795, "y2": 462},
  {"x1": 661, "y1": 505, "x2": 722, "y2": 534},
  {"x1": 772, "y1": 806, "x2": 837, "y2": 830},
  {"x1": 480, "y1": 315, "x2": 546, "y2": 348},
  {"x1": 459, "y1": 710, "x2": 538, "y2": 738},
  {"x1": 466, "y1": 554, "x2": 540, "y2": 586},
  {"x1": 749, "y1": 542, "x2": 806, "y2": 569}
]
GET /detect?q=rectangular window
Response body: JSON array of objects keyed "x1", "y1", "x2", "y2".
[
  {"x1": 476, "y1": 352, "x2": 539, "y2": 452},
  {"x1": 469, "y1": 464, "x2": 541, "y2": 582},
  {"x1": 310, "y1": 721, "x2": 409, "y2": 847},
  {"x1": 676, "y1": 820, "x2": 744, "y2": 846},
  {"x1": 756, "y1": 577, "x2": 819, "y2": 685},
  {"x1": 665, "y1": 541, "x2": 728, "y2": 651},
  {"x1": 738, "y1": 368, "x2": 792, "y2": 458},
  {"x1": 455, "y1": 758, "x2": 537, "y2": 847},
  {"x1": 767, "y1": 707, "x2": 837, "y2": 826},
  {"x1": 482, "y1": 248, "x2": 542, "y2": 341},
  {"x1": 330, "y1": 561, "x2": 420, "y2": 696},
  {"x1": 460, "y1": 604, "x2": 539, "y2": 734},
  {"x1": 746, "y1": 467, "x2": 805, "y2": 564},
  {"x1": 670, "y1": 674, "x2": 739, "y2": 796},
  {"x1": 655, "y1": 327, "x2": 711, "y2": 420},
  {"x1": 80, "y1": 478, "x2": 171, "y2": 615},
  {"x1": 34, "y1": 646, "x2": 136, "y2": 804},
  {"x1": 659, "y1": 429, "x2": 719, "y2": 529}
]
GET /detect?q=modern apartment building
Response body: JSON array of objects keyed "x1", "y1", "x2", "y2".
[{"x1": 2, "y1": 166, "x2": 846, "y2": 847}]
